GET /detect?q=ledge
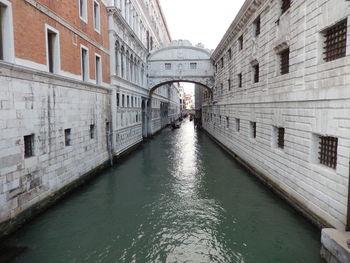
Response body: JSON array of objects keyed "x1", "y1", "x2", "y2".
[{"x1": 321, "y1": 228, "x2": 350, "y2": 263}]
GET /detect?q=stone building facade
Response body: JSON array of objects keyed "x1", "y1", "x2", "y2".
[
  {"x1": 0, "y1": 0, "x2": 180, "y2": 237},
  {"x1": 203, "y1": 0, "x2": 350, "y2": 230}
]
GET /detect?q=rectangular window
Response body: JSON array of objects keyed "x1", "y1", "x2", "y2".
[
  {"x1": 323, "y1": 19, "x2": 347, "y2": 62},
  {"x1": 165, "y1": 63, "x2": 171, "y2": 70},
  {"x1": 117, "y1": 93, "x2": 120, "y2": 107},
  {"x1": 280, "y1": 48, "x2": 290, "y2": 75},
  {"x1": 253, "y1": 64, "x2": 259, "y2": 83},
  {"x1": 46, "y1": 27, "x2": 59, "y2": 74},
  {"x1": 228, "y1": 79, "x2": 231, "y2": 91},
  {"x1": 24, "y1": 134, "x2": 34, "y2": 158},
  {"x1": 236, "y1": 118, "x2": 240, "y2": 132},
  {"x1": 95, "y1": 55, "x2": 101, "y2": 84},
  {"x1": 221, "y1": 83, "x2": 224, "y2": 93},
  {"x1": 254, "y1": 16, "x2": 261, "y2": 36},
  {"x1": 190, "y1": 62, "x2": 197, "y2": 69},
  {"x1": 127, "y1": 95, "x2": 130, "y2": 107},
  {"x1": 250, "y1": 122, "x2": 256, "y2": 138},
  {"x1": 79, "y1": 0, "x2": 87, "y2": 22},
  {"x1": 122, "y1": 94, "x2": 125, "y2": 107},
  {"x1": 90, "y1": 124, "x2": 95, "y2": 139},
  {"x1": 238, "y1": 35, "x2": 243, "y2": 50},
  {"x1": 319, "y1": 136, "x2": 338, "y2": 169},
  {"x1": 238, "y1": 73, "x2": 242, "y2": 88},
  {"x1": 131, "y1": 96, "x2": 134, "y2": 107},
  {"x1": 277, "y1": 127, "x2": 285, "y2": 149},
  {"x1": 81, "y1": 47, "x2": 88, "y2": 81},
  {"x1": 226, "y1": 117, "x2": 229, "y2": 128},
  {"x1": 93, "y1": 1, "x2": 100, "y2": 32},
  {"x1": 65, "y1": 129, "x2": 71, "y2": 146},
  {"x1": 281, "y1": 0, "x2": 291, "y2": 14},
  {"x1": 228, "y1": 48, "x2": 232, "y2": 59},
  {"x1": 221, "y1": 57, "x2": 224, "y2": 68}
]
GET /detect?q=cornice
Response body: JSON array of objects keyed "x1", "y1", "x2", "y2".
[{"x1": 212, "y1": 0, "x2": 265, "y2": 61}]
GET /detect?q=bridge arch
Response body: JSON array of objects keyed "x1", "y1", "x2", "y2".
[{"x1": 147, "y1": 40, "x2": 214, "y2": 97}]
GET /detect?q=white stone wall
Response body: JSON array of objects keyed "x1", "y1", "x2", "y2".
[
  {"x1": 206, "y1": 0, "x2": 350, "y2": 229},
  {"x1": 0, "y1": 64, "x2": 110, "y2": 225}
]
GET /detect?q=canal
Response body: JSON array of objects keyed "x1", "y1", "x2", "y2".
[{"x1": 4, "y1": 119, "x2": 321, "y2": 262}]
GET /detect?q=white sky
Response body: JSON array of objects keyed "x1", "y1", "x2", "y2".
[{"x1": 159, "y1": 0, "x2": 246, "y2": 93}]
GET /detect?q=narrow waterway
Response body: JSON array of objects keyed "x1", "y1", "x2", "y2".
[{"x1": 4, "y1": 119, "x2": 321, "y2": 262}]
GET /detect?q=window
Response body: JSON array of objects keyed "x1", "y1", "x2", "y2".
[
  {"x1": 90, "y1": 124, "x2": 95, "y2": 139},
  {"x1": 127, "y1": 95, "x2": 130, "y2": 107},
  {"x1": 93, "y1": 1, "x2": 100, "y2": 32},
  {"x1": 221, "y1": 83, "x2": 223, "y2": 93},
  {"x1": 254, "y1": 16, "x2": 261, "y2": 37},
  {"x1": 238, "y1": 35, "x2": 243, "y2": 50},
  {"x1": 228, "y1": 48, "x2": 232, "y2": 59},
  {"x1": 281, "y1": 0, "x2": 291, "y2": 14},
  {"x1": 323, "y1": 19, "x2": 347, "y2": 62},
  {"x1": 65, "y1": 129, "x2": 71, "y2": 146},
  {"x1": 280, "y1": 48, "x2": 290, "y2": 75},
  {"x1": 226, "y1": 117, "x2": 229, "y2": 128},
  {"x1": 117, "y1": 93, "x2": 120, "y2": 107},
  {"x1": 221, "y1": 57, "x2": 224, "y2": 68},
  {"x1": 236, "y1": 118, "x2": 240, "y2": 132},
  {"x1": 131, "y1": 96, "x2": 134, "y2": 107},
  {"x1": 277, "y1": 127, "x2": 285, "y2": 149},
  {"x1": 238, "y1": 73, "x2": 242, "y2": 88},
  {"x1": 122, "y1": 94, "x2": 125, "y2": 107},
  {"x1": 0, "y1": 4, "x2": 4, "y2": 60},
  {"x1": 253, "y1": 64, "x2": 259, "y2": 83},
  {"x1": 81, "y1": 47, "x2": 89, "y2": 81},
  {"x1": 190, "y1": 62, "x2": 197, "y2": 69},
  {"x1": 165, "y1": 63, "x2": 171, "y2": 70},
  {"x1": 24, "y1": 134, "x2": 34, "y2": 158},
  {"x1": 95, "y1": 55, "x2": 101, "y2": 84},
  {"x1": 79, "y1": 0, "x2": 87, "y2": 22},
  {"x1": 250, "y1": 122, "x2": 256, "y2": 138},
  {"x1": 317, "y1": 136, "x2": 338, "y2": 169},
  {"x1": 0, "y1": 1, "x2": 14, "y2": 62},
  {"x1": 46, "y1": 28, "x2": 59, "y2": 73},
  {"x1": 228, "y1": 79, "x2": 231, "y2": 91}
]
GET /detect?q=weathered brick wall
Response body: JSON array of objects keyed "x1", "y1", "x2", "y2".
[
  {"x1": 205, "y1": 0, "x2": 350, "y2": 229},
  {"x1": 0, "y1": 64, "x2": 110, "y2": 228}
]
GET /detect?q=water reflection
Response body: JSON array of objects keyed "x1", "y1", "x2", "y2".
[{"x1": 4, "y1": 119, "x2": 321, "y2": 263}]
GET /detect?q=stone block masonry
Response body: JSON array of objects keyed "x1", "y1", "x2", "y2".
[{"x1": 0, "y1": 63, "x2": 110, "y2": 238}]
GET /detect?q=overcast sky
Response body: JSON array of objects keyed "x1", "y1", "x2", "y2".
[
  {"x1": 158, "y1": 0, "x2": 246, "y2": 92},
  {"x1": 159, "y1": 0, "x2": 246, "y2": 50}
]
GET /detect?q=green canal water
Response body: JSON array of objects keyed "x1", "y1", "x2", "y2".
[{"x1": 4, "y1": 119, "x2": 321, "y2": 262}]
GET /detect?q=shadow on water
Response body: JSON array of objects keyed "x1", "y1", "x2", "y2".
[{"x1": 1, "y1": 118, "x2": 321, "y2": 263}]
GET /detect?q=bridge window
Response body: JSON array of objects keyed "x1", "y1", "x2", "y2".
[
  {"x1": 238, "y1": 35, "x2": 243, "y2": 50},
  {"x1": 190, "y1": 62, "x2": 197, "y2": 69},
  {"x1": 323, "y1": 19, "x2": 347, "y2": 62},
  {"x1": 165, "y1": 63, "x2": 171, "y2": 70},
  {"x1": 281, "y1": 0, "x2": 291, "y2": 14},
  {"x1": 254, "y1": 15, "x2": 261, "y2": 37}
]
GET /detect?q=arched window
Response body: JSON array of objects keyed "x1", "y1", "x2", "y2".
[
  {"x1": 130, "y1": 54, "x2": 134, "y2": 82},
  {"x1": 125, "y1": 50, "x2": 130, "y2": 80},
  {"x1": 115, "y1": 41, "x2": 120, "y2": 76}
]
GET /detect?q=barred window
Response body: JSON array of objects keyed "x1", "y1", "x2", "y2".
[
  {"x1": 24, "y1": 134, "x2": 34, "y2": 158},
  {"x1": 65, "y1": 129, "x2": 71, "y2": 146},
  {"x1": 250, "y1": 122, "x2": 256, "y2": 138},
  {"x1": 254, "y1": 16, "x2": 261, "y2": 37},
  {"x1": 280, "y1": 48, "x2": 290, "y2": 75},
  {"x1": 323, "y1": 19, "x2": 347, "y2": 62},
  {"x1": 281, "y1": 0, "x2": 291, "y2": 14},
  {"x1": 190, "y1": 62, "x2": 197, "y2": 69},
  {"x1": 238, "y1": 35, "x2": 243, "y2": 50},
  {"x1": 238, "y1": 73, "x2": 242, "y2": 87},
  {"x1": 165, "y1": 63, "x2": 171, "y2": 70},
  {"x1": 319, "y1": 136, "x2": 338, "y2": 169},
  {"x1": 253, "y1": 64, "x2": 259, "y2": 83},
  {"x1": 278, "y1": 128, "x2": 285, "y2": 149}
]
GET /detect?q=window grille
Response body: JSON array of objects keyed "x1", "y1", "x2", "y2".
[
  {"x1": 255, "y1": 16, "x2": 261, "y2": 36},
  {"x1": 324, "y1": 19, "x2": 347, "y2": 62},
  {"x1": 280, "y1": 48, "x2": 290, "y2": 75},
  {"x1": 65, "y1": 129, "x2": 71, "y2": 146},
  {"x1": 319, "y1": 136, "x2": 338, "y2": 169},
  {"x1": 24, "y1": 134, "x2": 34, "y2": 158},
  {"x1": 190, "y1": 63, "x2": 197, "y2": 69},
  {"x1": 281, "y1": 0, "x2": 291, "y2": 14},
  {"x1": 238, "y1": 73, "x2": 242, "y2": 87},
  {"x1": 253, "y1": 64, "x2": 259, "y2": 83},
  {"x1": 278, "y1": 128, "x2": 285, "y2": 149},
  {"x1": 165, "y1": 63, "x2": 171, "y2": 70},
  {"x1": 238, "y1": 35, "x2": 243, "y2": 50}
]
